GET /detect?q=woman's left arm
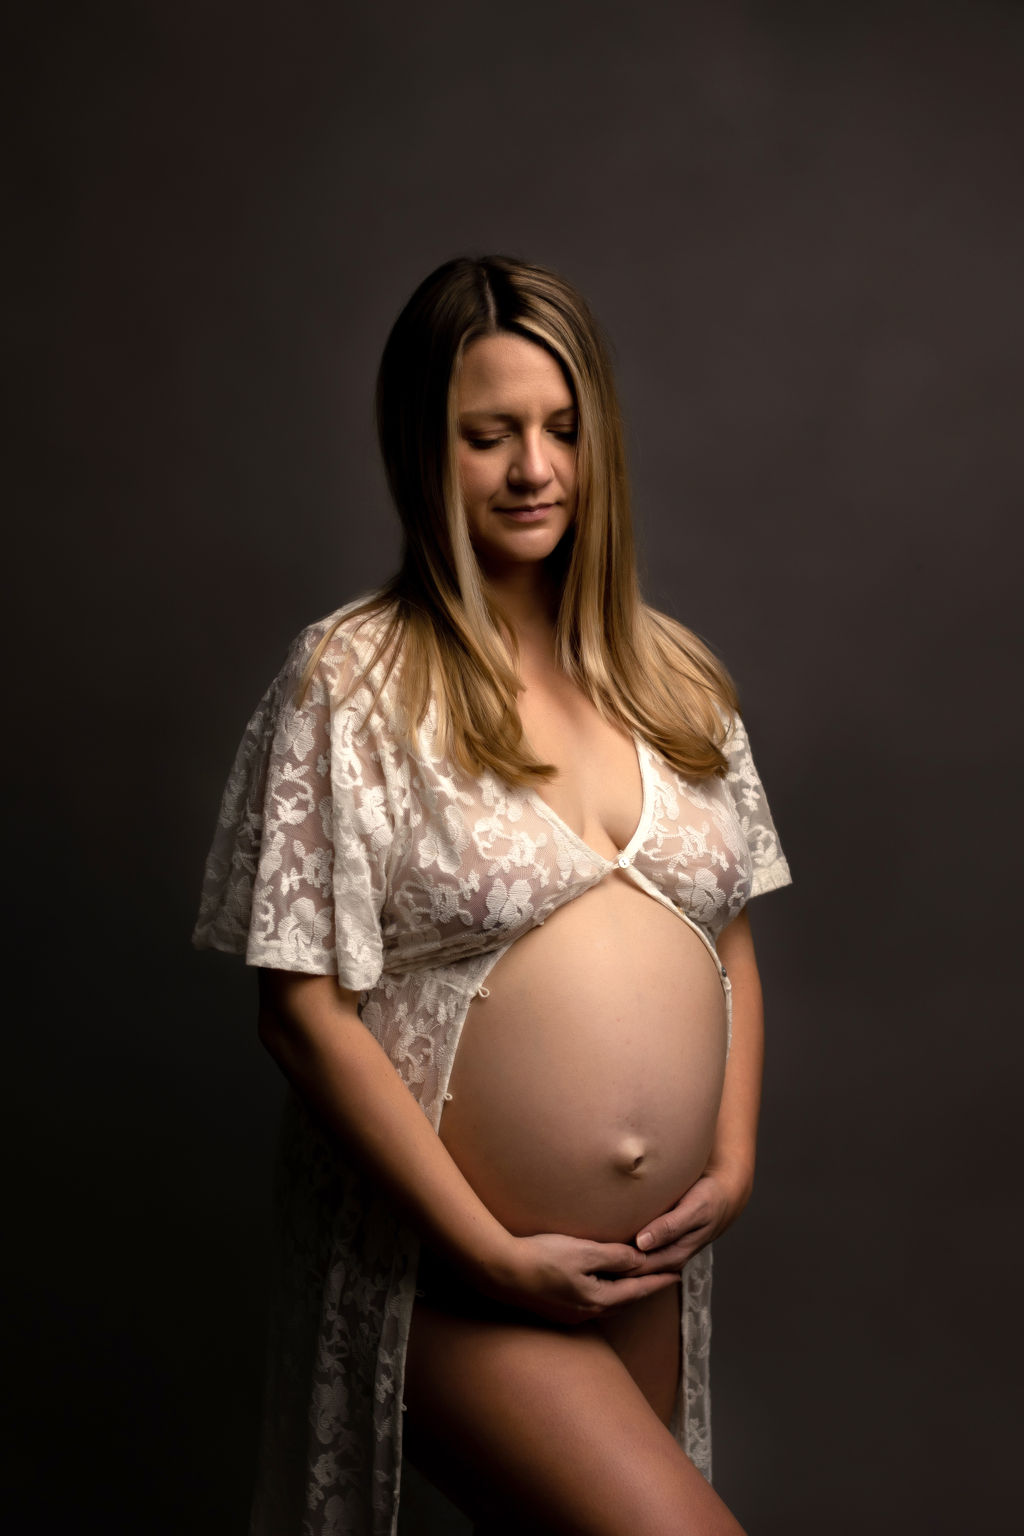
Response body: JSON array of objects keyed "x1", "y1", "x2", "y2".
[{"x1": 634, "y1": 909, "x2": 764, "y2": 1267}]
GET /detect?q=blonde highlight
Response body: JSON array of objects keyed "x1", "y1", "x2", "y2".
[{"x1": 301, "y1": 256, "x2": 737, "y2": 785}]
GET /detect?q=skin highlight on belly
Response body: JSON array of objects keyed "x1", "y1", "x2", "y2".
[{"x1": 439, "y1": 876, "x2": 728, "y2": 1243}]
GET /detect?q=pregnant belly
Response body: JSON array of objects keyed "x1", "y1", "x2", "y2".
[{"x1": 439, "y1": 875, "x2": 728, "y2": 1243}]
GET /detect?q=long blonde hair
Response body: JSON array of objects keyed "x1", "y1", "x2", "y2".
[{"x1": 304, "y1": 255, "x2": 737, "y2": 785}]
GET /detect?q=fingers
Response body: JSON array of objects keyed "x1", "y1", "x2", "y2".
[
  {"x1": 587, "y1": 1241, "x2": 646, "y2": 1275},
  {"x1": 631, "y1": 1240, "x2": 700, "y2": 1275},
  {"x1": 636, "y1": 1185, "x2": 717, "y2": 1253},
  {"x1": 593, "y1": 1272, "x2": 681, "y2": 1309},
  {"x1": 636, "y1": 1207, "x2": 702, "y2": 1253},
  {"x1": 512, "y1": 1231, "x2": 705, "y2": 1325},
  {"x1": 548, "y1": 1271, "x2": 680, "y2": 1327}
]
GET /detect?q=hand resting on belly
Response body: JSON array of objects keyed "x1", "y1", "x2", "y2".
[{"x1": 439, "y1": 877, "x2": 729, "y2": 1246}]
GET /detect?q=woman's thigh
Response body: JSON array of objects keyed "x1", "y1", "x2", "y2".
[
  {"x1": 403, "y1": 1298, "x2": 744, "y2": 1536},
  {"x1": 595, "y1": 1282, "x2": 682, "y2": 1428}
]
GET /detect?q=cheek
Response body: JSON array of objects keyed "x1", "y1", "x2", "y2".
[{"x1": 456, "y1": 451, "x2": 493, "y2": 508}]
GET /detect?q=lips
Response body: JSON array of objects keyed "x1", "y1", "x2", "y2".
[{"x1": 494, "y1": 503, "x2": 556, "y2": 520}]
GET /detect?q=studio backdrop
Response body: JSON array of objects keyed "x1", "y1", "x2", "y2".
[{"x1": 10, "y1": 3, "x2": 1021, "y2": 1532}]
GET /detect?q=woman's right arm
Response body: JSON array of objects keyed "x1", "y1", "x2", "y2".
[{"x1": 257, "y1": 968, "x2": 678, "y2": 1325}]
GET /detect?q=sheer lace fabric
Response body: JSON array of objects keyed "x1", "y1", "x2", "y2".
[{"x1": 194, "y1": 603, "x2": 792, "y2": 1536}]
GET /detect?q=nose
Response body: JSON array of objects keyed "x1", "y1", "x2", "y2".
[{"x1": 507, "y1": 429, "x2": 555, "y2": 491}]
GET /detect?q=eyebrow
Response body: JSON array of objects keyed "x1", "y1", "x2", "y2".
[{"x1": 458, "y1": 406, "x2": 578, "y2": 423}]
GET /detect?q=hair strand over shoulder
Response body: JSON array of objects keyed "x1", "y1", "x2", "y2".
[{"x1": 300, "y1": 255, "x2": 738, "y2": 783}]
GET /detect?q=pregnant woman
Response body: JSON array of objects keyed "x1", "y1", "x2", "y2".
[{"x1": 194, "y1": 255, "x2": 791, "y2": 1536}]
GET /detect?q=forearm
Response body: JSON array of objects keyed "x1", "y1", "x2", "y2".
[
  {"x1": 258, "y1": 973, "x2": 516, "y2": 1284},
  {"x1": 259, "y1": 970, "x2": 678, "y2": 1323},
  {"x1": 708, "y1": 910, "x2": 764, "y2": 1206}
]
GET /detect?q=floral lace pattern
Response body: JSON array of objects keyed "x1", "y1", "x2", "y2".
[{"x1": 193, "y1": 604, "x2": 792, "y2": 1536}]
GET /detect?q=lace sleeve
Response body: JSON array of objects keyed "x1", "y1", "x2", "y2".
[
  {"x1": 723, "y1": 716, "x2": 793, "y2": 898},
  {"x1": 193, "y1": 622, "x2": 393, "y2": 991}
]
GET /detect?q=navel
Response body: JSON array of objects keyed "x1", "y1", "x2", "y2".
[{"x1": 612, "y1": 1136, "x2": 648, "y2": 1178}]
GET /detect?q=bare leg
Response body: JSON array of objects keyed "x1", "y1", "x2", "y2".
[
  {"x1": 596, "y1": 1282, "x2": 682, "y2": 1427},
  {"x1": 403, "y1": 1297, "x2": 744, "y2": 1536},
  {"x1": 467, "y1": 1289, "x2": 683, "y2": 1536}
]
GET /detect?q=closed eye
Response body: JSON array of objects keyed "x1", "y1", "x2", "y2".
[{"x1": 460, "y1": 423, "x2": 577, "y2": 449}]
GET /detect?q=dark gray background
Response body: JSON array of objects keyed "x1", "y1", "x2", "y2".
[{"x1": 11, "y1": 2, "x2": 1022, "y2": 1532}]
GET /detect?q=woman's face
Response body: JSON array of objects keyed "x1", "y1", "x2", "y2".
[{"x1": 455, "y1": 331, "x2": 577, "y2": 580}]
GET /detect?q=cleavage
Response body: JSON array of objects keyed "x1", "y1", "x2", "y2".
[{"x1": 524, "y1": 720, "x2": 644, "y2": 857}]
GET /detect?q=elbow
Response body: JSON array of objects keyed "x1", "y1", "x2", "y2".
[{"x1": 257, "y1": 1001, "x2": 295, "y2": 1067}]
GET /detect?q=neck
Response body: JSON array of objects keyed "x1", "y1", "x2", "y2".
[{"x1": 481, "y1": 561, "x2": 562, "y2": 672}]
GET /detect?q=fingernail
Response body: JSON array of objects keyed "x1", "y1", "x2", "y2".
[{"x1": 637, "y1": 1232, "x2": 653, "y2": 1251}]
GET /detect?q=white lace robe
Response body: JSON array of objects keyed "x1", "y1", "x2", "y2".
[{"x1": 193, "y1": 605, "x2": 792, "y2": 1536}]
